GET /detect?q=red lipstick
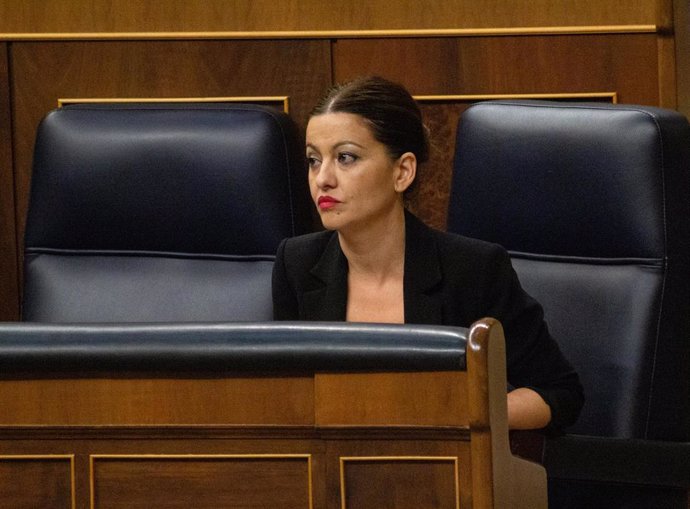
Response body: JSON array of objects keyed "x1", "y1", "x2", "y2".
[{"x1": 317, "y1": 196, "x2": 340, "y2": 210}]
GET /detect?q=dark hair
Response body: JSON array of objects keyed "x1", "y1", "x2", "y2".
[{"x1": 310, "y1": 76, "x2": 430, "y2": 169}]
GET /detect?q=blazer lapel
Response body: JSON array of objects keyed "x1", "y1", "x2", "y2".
[
  {"x1": 403, "y1": 211, "x2": 444, "y2": 324},
  {"x1": 302, "y1": 233, "x2": 348, "y2": 321},
  {"x1": 300, "y1": 212, "x2": 443, "y2": 324}
]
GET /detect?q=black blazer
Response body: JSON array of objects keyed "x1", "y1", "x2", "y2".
[{"x1": 273, "y1": 211, "x2": 584, "y2": 431}]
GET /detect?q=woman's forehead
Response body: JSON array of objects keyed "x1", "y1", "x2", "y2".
[{"x1": 306, "y1": 112, "x2": 375, "y2": 146}]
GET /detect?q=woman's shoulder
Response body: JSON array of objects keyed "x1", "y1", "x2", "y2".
[
  {"x1": 436, "y1": 231, "x2": 513, "y2": 283},
  {"x1": 277, "y1": 229, "x2": 336, "y2": 268},
  {"x1": 407, "y1": 212, "x2": 508, "y2": 260},
  {"x1": 438, "y1": 228, "x2": 505, "y2": 254}
]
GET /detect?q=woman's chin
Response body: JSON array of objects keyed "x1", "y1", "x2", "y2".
[
  {"x1": 319, "y1": 218, "x2": 341, "y2": 231},
  {"x1": 317, "y1": 211, "x2": 345, "y2": 231}
]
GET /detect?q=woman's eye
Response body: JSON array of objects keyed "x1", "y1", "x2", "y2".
[
  {"x1": 337, "y1": 153, "x2": 358, "y2": 165},
  {"x1": 307, "y1": 156, "x2": 321, "y2": 168}
]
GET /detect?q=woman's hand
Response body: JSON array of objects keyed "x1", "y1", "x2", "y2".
[{"x1": 507, "y1": 387, "x2": 552, "y2": 430}]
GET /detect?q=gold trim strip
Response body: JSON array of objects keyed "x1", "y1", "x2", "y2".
[
  {"x1": 339, "y1": 456, "x2": 459, "y2": 509},
  {"x1": 90, "y1": 454, "x2": 312, "y2": 509},
  {"x1": 1, "y1": 454, "x2": 76, "y2": 509},
  {"x1": 0, "y1": 25, "x2": 659, "y2": 41},
  {"x1": 58, "y1": 96, "x2": 290, "y2": 113},
  {"x1": 415, "y1": 92, "x2": 618, "y2": 103},
  {"x1": 71, "y1": 454, "x2": 77, "y2": 509},
  {"x1": 91, "y1": 453, "x2": 312, "y2": 458},
  {"x1": 340, "y1": 455, "x2": 459, "y2": 461},
  {"x1": 0, "y1": 454, "x2": 75, "y2": 459}
]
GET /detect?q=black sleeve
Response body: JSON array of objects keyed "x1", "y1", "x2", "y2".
[
  {"x1": 272, "y1": 238, "x2": 299, "y2": 320},
  {"x1": 483, "y1": 247, "x2": 584, "y2": 433}
]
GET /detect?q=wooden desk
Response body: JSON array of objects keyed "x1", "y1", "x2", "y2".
[{"x1": 0, "y1": 318, "x2": 546, "y2": 508}]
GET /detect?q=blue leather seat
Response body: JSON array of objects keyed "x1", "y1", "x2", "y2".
[
  {"x1": 448, "y1": 100, "x2": 690, "y2": 508},
  {"x1": 22, "y1": 103, "x2": 312, "y2": 322}
]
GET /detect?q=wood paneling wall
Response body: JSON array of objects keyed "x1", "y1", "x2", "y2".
[
  {"x1": 0, "y1": 0, "x2": 684, "y2": 319},
  {"x1": 0, "y1": 43, "x2": 18, "y2": 319},
  {"x1": 0, "y1": 1, "x2": 662, "y2": 33},
  {"x1": 332, "y1": 35, "x2": 659, "y2": 100},
  {"x1": 674, "y1": 0, "x2": 690, "y2": 115}
]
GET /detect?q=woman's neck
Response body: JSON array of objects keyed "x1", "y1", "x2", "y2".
[{"x1": 337, "y1": 206, "x2": 406, "y2": 280}]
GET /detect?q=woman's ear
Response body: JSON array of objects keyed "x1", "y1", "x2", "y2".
[{"x1": 394, "y1": 152, "x2": 417, "y2": 193}]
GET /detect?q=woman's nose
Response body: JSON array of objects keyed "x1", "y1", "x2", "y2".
[{"x1": 315, "y1": 159, "x2": 336, "y2": 189}]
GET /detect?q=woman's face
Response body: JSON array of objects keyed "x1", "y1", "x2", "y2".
[{"x1": 306, "y1": 112, "x2": 411, "y2": 233}]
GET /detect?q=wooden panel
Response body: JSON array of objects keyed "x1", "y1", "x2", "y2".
[
  {"x1": 341, "y1": 457, "x2": 458, "y2": 509},
  {"x1": 324, "y1": 439, "x2": 472, "y2": 509},
  {"x1": 673, "y1": 0, "x2": 690, "y2": 117},
  {"x1": 0, "y1": 42, "x2": 18, "y2": 320},
  {"x1": 0, "y1": 1, "x2": 659, "y2": 33},
  {"x1": 91, "y1": 455, "x2": 312, "y2": 509},
  {"x1": 407, "y1": 100, "x2": 468, "y2": 230},
  {"x1": 0, "y1": 455, "x2": 74, "y2": 509},
  {"x1": 0, "y1": 377, "x2": 315, "y2": 425},
  {"x1": 0, "y1": 433, "x2": 326, "y2": 509},
  {"x1": 315, "y1": 371, "x2": 468, "y2": 426},
  {"x1": 0, "y1": 432, "x2": 474, "y2": 509},
  {"x1": 333, "y1": 35, "x2": 659, "y2": 102}
]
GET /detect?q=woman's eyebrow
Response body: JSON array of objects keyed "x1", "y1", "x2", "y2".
[
  {"x1": 334, "y1": 140, "x2": 365, "y2": 149},
  {"x1": 306, "y1": 140, "x2": 365, "y2": 150}
]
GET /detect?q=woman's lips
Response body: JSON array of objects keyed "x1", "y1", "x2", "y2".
[{"x1": 317, "y1": 196, "x2": 341, "y2": 210}]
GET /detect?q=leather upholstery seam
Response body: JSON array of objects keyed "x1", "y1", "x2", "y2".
[
  {"x1": 643, "y1": 112, "x2": 667, "y2": 440},
  {"x1": 507, "y1": 252, "x2": 664, "y2": 266},
  {"x1": 24, "y1": 248, "x2": 275, "y2": 262}
]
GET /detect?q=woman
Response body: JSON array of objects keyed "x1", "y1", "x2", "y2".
[{"x1": 272, "y1": 76, "x2": 583, "y2": 432}]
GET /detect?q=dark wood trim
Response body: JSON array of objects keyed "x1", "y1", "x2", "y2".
[{"x1": 0, "y1": 42, "x2": 18, "y2": 320}]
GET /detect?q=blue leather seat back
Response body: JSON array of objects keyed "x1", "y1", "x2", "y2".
[
  {"x1": 448, "y1": 101, "x2": 690, "y2": 441},
  {"x1": 23, "y1": 103, "x2": 311, "y2": 322}
]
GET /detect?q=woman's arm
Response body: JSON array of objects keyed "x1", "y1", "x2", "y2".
[
  {"x1": 507, "y1": 387, "x2": 552, "y2": 429},
  {"x1": 272, "y1": 238, "x2": 299, "y2": 320},
  {"x1": 484, "y1": 246, "x2": 584, "y2": 432}
]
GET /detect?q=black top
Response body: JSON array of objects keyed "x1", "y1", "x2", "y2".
[{"x1": 272, "y1": 211, "x2": 584, "y2": 431}]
